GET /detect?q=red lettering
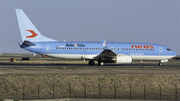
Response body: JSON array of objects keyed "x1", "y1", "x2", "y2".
[
  {"x1": 131, "y1": 45, "x2": 154, "y2": 49},
  {"x1": 149, "y1": 45, "x2": 154, "y2": 49},
  {"x1": 131, "y1": 45, "x2": 137, "y2": 48},
  {"x1": 144, "y1": 45, "x2": 149, "y2": 49},
  {"x1": 138, "y1": 45, "x2": 143, "y2": 49}
]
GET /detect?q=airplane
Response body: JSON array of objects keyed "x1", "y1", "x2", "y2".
[{"x1": 15, "y1": 9, "x2": 177, "y2": 66}]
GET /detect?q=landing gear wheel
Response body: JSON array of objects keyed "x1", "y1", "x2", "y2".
[
  {"x1": 89, "y1": 60, "x2": 95, "y2": 66},
  {"x1": 158, "y1": 63, "x2": 163, "y2": 66},
  {"x1": 98, "y1": 61, "x2": 104, "y2": 66}
]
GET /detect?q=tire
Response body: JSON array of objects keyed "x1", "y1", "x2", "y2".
[
  {"x1": 89, "y1": 60, "x2": 95, "y2": 65},
  {"x1": 98, "y1": 61, "x2": 104, "y2": 66},
  {"x1": 158, "y1": 63, "x2": 162, "y2": 66}
]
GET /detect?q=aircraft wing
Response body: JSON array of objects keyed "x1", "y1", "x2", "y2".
[
  {"x1": 95, "y1": 49, "x2": 116, "y2": 59},
  {"x1": 94, "y1": 39, "x2": 117, "y2": 60}
]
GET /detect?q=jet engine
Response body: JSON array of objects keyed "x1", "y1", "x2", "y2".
[{"x1": 113, "y1": 55, "x2": 132, "y2": 64}]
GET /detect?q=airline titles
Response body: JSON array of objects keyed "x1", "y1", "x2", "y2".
[
  {"x1": 131, "y1": 45, "x2": 154, "y2": 49},
  {"x1": 66, "y1": 43, "x2": 85, "y2": 47}
]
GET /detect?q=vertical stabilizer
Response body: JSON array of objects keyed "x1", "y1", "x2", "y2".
[{"x1": 15, "y1": 9, "x2": 57, "y2": 42}]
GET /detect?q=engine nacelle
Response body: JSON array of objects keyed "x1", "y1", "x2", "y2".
[
  {"x1": 115, "y1": 55, "x2": 132, "y2": 64},
  {"x1": 160, "y1": 60, "x2": 168, "y2": 63}
]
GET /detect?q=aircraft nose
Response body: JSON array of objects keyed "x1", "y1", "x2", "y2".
[{"x1": 172, "y1": 51, "x2": 177, "y2": 55}]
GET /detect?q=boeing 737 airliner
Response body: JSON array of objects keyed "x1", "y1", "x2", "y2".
[{"x1": 15, "y1": 9, "x2": 177, "y2": 66}]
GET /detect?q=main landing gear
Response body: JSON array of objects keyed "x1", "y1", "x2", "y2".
[
  {"x1": 88, "y1": 60, "x2": 95, "y2": 65},
  {"x1": 88, "y1": 60, "x2": 104, "y2": 66},
  {"x1": 98, "y1": 61, "x2": 104, "y2": 66},
  {"x1": 158, "y1": 61, "x2": 163, "y2": 66},
  {"x1": 158, "y1": 63, "x2": 163, "y2": 66}
]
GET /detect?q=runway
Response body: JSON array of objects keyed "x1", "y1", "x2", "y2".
[
  {"x1": 0, "y1": 60, "x2": 180, "y2": 67},
  {"x1": 0, "y1": 61, "x2": 180, "y2": 74}
]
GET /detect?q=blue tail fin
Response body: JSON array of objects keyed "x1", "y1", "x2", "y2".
[{"x1": 15, "y1": 9, "x2": 57, "y2": 42}]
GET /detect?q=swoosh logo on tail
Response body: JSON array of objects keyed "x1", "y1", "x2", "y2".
[{"x1": 25, "y1": 30, "x2": 38, "y2": 38}]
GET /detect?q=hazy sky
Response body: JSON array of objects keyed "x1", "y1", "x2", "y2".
[{"x1": 0, "y1": 0, "x2": 180, "y2": 54}]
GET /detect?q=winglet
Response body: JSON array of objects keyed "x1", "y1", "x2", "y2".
[{"x1": 101, "y1": 38, "x2": 109, "y2": 50}]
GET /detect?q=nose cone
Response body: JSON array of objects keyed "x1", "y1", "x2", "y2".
[{"x1": 172, "y1": 51, "x2": 177, "y2": 56}]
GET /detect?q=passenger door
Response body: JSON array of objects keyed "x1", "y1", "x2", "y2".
[{"x1": 46, "y1": 44, "x2": 50, "y2": 53}]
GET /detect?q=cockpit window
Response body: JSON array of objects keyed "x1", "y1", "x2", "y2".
[{"x1": 166, "y1": 48, "x2": 171, "y2": 51}]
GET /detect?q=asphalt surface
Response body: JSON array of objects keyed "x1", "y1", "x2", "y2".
[
  {"x1": 0, "y1": 61, "x2": 180, "y2": 67},
  {"x1": 0, "y1": 62, "x2": 179, "y2": 74}
]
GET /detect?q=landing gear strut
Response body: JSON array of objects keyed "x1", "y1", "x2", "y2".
[{"x1": 88, "y1": 60, "x2": 95, "y2": 65}]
